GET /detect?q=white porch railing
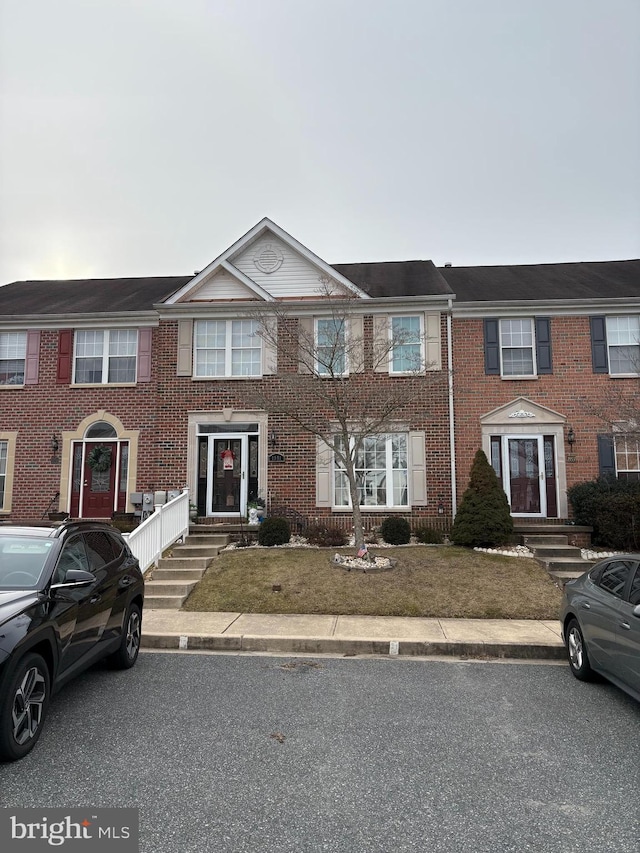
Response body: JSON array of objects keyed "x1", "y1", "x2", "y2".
[{"x1": 126, "y1": 489, "x2": 190, "y2": 575}]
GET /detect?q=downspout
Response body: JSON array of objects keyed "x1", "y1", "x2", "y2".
[{"x1": 447, "y1": 299, "x2": 457, "y2": 519}]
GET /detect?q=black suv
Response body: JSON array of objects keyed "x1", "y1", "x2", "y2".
[{"x1": 0, "y1": 521, "x2": 144, "y2": 761}]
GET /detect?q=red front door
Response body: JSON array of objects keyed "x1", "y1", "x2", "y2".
[{"x1": 82, "y1": 442, "x2": 118, "y2": 518}]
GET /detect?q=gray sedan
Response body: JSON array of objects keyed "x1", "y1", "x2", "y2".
[{"x1": 560, "y1": 554, "x2": 640, "y2": 702}]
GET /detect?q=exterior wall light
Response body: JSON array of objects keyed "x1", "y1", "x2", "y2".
[{"x1": 567, "y1": 427, "x2": 576, "y2": 448}]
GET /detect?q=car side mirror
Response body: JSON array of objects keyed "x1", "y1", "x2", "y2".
[
  {"x1": 633, "y1": 604, "x2": 640, "y2": 618},
  {"x1": 50, "y1": 569, "x2": 96, "y2": 590}
]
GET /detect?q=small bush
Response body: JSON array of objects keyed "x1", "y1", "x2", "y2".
[
  {"x1": 306, "y1": 523, "x2": 347, "y2": 547},
  {"x1": 414, "y1": 525, "x2": 444, "y2": 544},
  {"x1": 257, "y1": 517, "x2": 291, "y2": 547},
  {"x1": 379, "y1": 516, "x2": 411, "y2": 545}
]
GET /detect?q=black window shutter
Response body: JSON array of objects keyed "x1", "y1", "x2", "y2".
[
  {"x1": 590, "y1": 316, "x2": 609, "y2": 373},
  {"x1": 484, "y1": 319, "x2": 500, "y2": 375},
  {"x1": 597, "y1": 434, "x2": 616, "y2": 479},
  {"x1": 535, "y1": 317, "x2": 552, "y2": 374}
]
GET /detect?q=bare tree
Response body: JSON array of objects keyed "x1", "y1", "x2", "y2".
[
  {"x1": 246, "y1": 282, "x2": 444, "y2": 554},
  {"x1": 586, "y1": 341, "x2": 640, "y2": 441}
]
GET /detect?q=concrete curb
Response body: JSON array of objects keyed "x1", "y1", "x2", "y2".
[{"x1": 141, "y1": 632, "x2": 566, "y2": 661}]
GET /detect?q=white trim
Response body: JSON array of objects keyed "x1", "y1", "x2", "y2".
[
  {"x1": 388, "y1": 314, "x2": 424, "y2": 375},
  {"x1": 454, "y1": 297, "x2": 640, "y2": 318},
  {"x1": 219, "y1": 260, "x2": 275, "y2": 301}
]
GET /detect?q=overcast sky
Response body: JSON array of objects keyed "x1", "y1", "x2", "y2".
[{"x1": 0, "y1": 0, "x2": 638, "y2": 284}]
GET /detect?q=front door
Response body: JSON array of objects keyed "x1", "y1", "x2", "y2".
[
  {"x1": 504, "y1": 436, "x2": 546, "y2": 517},
  {"x1": 209, "y1": 435, "x2": 248, "y2": 516},
  {"x1": 82, "y1": 442, "x2": 118, "y2": 518}
]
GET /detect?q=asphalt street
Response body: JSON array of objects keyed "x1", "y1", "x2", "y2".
[{"x1": 1, "y1": 652, "x2": 638, "y2": 853}]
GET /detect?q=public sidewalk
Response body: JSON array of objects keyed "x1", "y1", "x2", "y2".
[{"x1": 141, "y1": 610, "x2": 566, "y2": 660}]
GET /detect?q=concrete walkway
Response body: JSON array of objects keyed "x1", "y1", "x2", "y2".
[{"x1": 142, "y1": 610, "x2": 566, "y2": 660}]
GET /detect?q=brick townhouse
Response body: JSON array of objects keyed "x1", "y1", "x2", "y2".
[{"x1": 0, "y1": 218, "x2": 638, "y2": 529}]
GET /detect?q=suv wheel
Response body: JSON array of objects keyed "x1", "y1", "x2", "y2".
[
  {"x1": 0, "y1": 653, "x2": 50, "y2": 762},
  {"x1": 109, "y1": 604, "x2": 142, "y2": 669}
]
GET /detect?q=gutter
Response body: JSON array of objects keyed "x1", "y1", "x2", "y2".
[{"x1": 447, "y1": 299, "x2": 457, "y2": 520}]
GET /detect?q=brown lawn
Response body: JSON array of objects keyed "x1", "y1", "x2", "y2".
[{"x1": 181, "y1": 545, "x2": 563, "y2": 619}]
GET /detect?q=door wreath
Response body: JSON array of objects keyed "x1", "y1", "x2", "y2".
[{"x1": 87, "y1": 445, "x2": 112, "y2": 472}]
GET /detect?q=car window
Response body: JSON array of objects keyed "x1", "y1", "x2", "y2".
[
  {"x1": 0, "y1": 537, "x2": 54, "y2": 587},
  {"x1": 54, "y1": 535, "x2": 90, "y2": 582},
  {"x1": 629, "y1": 565, "x2": 640, "y2": 606},
  {"x1": 598, "y1": 560, "x2": 634, "y2": 599},
  {"x1": 83, "y1": 531, "x2": 120, "y2": 569}
]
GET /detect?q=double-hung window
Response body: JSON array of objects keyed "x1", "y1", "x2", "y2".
[
  {"x1": 391, "y1": 316, "x2": 423, "y2": 373},
  {"x1": 194, "y1": 320, "x2": 261, "y2": 377},
  {"x1": 316, "y1": 318, "x2": 346, "y2": 376},
  {"x1": 606, "y1": 316, "x2": 640, "y2": 376},
  {"x1": 74, "y1": 330, "x2": 137, "y2": 384},
  {"x1": 0, "y1": 332, "x2": 27, "y2": 386},
  {"x1": 500, "y1": 319, "x2": 535, "y2": 376},
  {"x1": 614, "y1": 434, "x2": 640, "y2": 481},
  {"x1": 334, "y1": 434, "x2": 409, "y2": 508},
  {"x1": 485, "y1": 317, "x2": 552, "y2": 377}
]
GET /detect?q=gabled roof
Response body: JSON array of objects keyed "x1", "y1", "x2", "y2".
[
  {"x1": 0, "y1": 276, "x2": 189, "y2": 316},
  {"x1": 332, "y1": 260, "x2": 453, "y2": 298},
  {"x1": 165, "y1": 217, "x2": 370, "y2": 303},
  {"x1": 439, "y1": 259, "x2": 640, "y2": 302}
]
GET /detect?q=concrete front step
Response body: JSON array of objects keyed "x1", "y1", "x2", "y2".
[
  {"x1": 157, "y1": 556, "x2": 212, "y2": 571},
  {"x1": 531, "y1": 545, "x2": 583, "y2": 559},
  {"x1": 182, "y1": 535, "x2": 229, "y2": 546},
  {"x1": 537, "y1": 556, "x2": 594, "y2": 571},
  {"x1": 521, "y1": 534, "x2": 571, "y2": 547},
  {"x1": 171, "y1": 544, "x2": 224, "y2": 558},
  {"x1": 549, "y1": 570, "x2": 587, "y2": 585},
  {"x1": 144, "y1": 595, "x2": 187, "y2": 609},
  {"x1": 152, "y1": 568, "x2": 205, "y2": 581},
  {"x1": 144, "y1": 579, "x2": 198, "y2": 597}
]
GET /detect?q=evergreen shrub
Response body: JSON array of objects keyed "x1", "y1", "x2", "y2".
[
  {"x1": 568, "y1": 478, "x2": 640, "y2": 550},
  {"x1": 257, "y1": 517, "x2": 291, "y2": 547},
  {"x1": 379, "y1": 516, "x2": 411, "y2": 545},
  {"x1": 451, "y1": 449, "x2": 513, "y2": 547}
]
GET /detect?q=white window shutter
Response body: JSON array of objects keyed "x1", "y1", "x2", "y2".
[
  {"x1": 176, "y1": 320, "x2": 193, "y2": 376},
  {"x1": 348, "y1": 316, "x2": 364, "y2": 373},
  {"x1": 261, "y1": 318, "x2": 277, "y2": 375},
  {"x1": 316, "y1": 437, "x2": 333, "y2": 507},
  {"x1": 424, "y1": 312, "x2": 441, "y2": 371},
  {"x1": 372, "y1": 315, "x2": 389, "y2": 373},
  {"x1": 299, "y1": 317, "x2": 314, "y2": 374},
  {"x1": 409, "y1": 430, "x2": 427, "y2": 506}
]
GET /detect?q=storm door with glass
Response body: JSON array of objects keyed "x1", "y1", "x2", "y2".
[
  {"x1": 504, "y1": 436, "x2": 545, "y2": 516},
  {"x1": 491, "y1": 434, "x2": 557, "y2": 517},
  {"x1": 208, "y1": 435, "x2": 247, "y2": 516}
]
